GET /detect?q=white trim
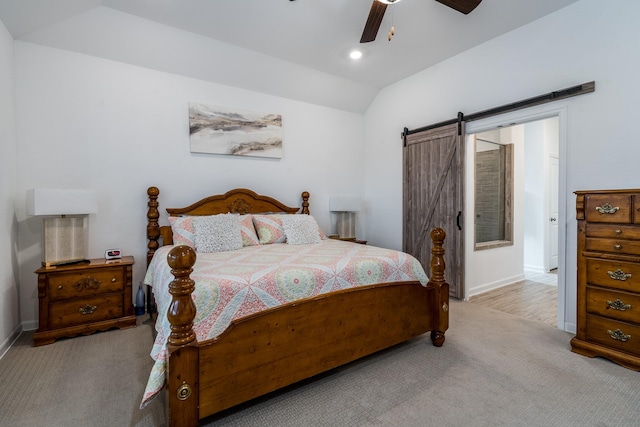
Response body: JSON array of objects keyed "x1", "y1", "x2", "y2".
[
  {"x1": 465, "y1": 103, "x2": 568, "y2": 331},
  {"x1": 466, "y1": 274, "x2": 526, "y2": 299},
  {"x1": 0, "y1": 324, "x2": 23, "y2": 360}
]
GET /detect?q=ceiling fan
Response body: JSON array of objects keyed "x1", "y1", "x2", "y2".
[{"x1": 360, "y1": 0, "x2": 483, "y2": 43}]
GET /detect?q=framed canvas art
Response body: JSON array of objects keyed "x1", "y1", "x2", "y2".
[{"x1": 189, "y1": 102, "x2": 283, "y2": 159}]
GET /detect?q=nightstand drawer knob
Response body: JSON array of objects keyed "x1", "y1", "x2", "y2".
[
  {"x1": 79, "y1": 304, "x2": 97, "y2": 315},
  {"x1": 607, "y1": 329, "x2": 631, "y2": 342},
  {"x1": 57, "y1": 285, "x2": 63, "y2": 290},
  {"x1": 111, "y1": 278, "x2": 117, "y2": 282}
]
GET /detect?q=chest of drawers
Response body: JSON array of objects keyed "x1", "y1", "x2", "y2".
[
  {"x1": 572, "y1": 190, "x2": 640, "y2": 370},
  {"x1": 33, "y1": 256, "x2": 136, "y2": 346}
]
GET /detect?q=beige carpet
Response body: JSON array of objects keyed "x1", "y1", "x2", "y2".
[{"x1": 1, "y1": 300, "x2": 639, "y2": 427}]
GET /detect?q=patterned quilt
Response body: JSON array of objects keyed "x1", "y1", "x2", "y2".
[{"x1": 140, "y1": 239, "x2": 429, "y2": 407}]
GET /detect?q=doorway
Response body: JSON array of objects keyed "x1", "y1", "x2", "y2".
[{"x1": 464, "y1": 106, "x2": 567, "y2": 331}]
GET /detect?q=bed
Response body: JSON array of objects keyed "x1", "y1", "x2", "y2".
[{"x1": 144, "y1": 187, "x2": 449, "y2": 426}]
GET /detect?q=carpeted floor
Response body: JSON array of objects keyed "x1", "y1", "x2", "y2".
[{"x1": 1, "y1": 300, "x2": 639, "y2": 427}]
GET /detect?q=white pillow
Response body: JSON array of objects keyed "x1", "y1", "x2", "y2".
[
  {"x1": 281, "y1": 215, "x2": 322, "y2": 245},
  {"x1": 193, "y1": 213, "x2": 243, "y2": 253}
]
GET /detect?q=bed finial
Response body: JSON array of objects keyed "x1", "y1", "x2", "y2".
[
  {"x1": 167, "y1": 245, "x2": 197, "y2": 347},
  {"x1": 301, "y1": 191, "x2": 310, "y2": 215},
  {"x1": 147, "y1": 187, "x2": 160, "y2": 266}
]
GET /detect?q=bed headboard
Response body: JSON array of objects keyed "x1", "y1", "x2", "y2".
[{"x1": 146, "y1": 187, "x2": 310, "y2": 265}]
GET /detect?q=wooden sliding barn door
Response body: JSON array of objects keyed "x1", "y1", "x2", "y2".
[{"x1": 403, "y1": 122, "x2": 465, "y2": 299}]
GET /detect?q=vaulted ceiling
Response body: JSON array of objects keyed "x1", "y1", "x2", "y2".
[{"x1": 1, "y1": 0, "x2": 580, "y2": 90}]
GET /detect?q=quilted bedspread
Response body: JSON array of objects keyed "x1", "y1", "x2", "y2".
[{"x1": 140, "y1": 239, "x2": 429, "y2": 407}]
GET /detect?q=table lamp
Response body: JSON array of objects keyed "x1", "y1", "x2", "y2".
[
  {"x1": 329, "y1": 196, "x2": 362, "y2": 239},
  {"x1": 27, "y1": 189, "x2": 98, "y2": 267}
]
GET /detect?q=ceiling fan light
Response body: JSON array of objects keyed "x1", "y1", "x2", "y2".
[
  {"x1": 349, "y1": 50, "x2": 363, "y2": 60},
  {"x1": 378, "y1": 0, "x2": 401, "y2": 4}
]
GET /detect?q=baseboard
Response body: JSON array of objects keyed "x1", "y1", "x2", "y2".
[
  {"x1": 21, "y1": 320, "x2": 38, "y2": 331},
  {"x1": 523, "y1": 265, "x2": 546, "y2": 274},
  {"x1": 467, "y1": 273, "x2": 526, "y2": 298},
  {"x1": 0, "y1": 323, "x2": 23, "y2": 360}
]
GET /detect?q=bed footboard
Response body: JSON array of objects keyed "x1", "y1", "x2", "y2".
[{"x1": 163, "y1": 228, "x2": 448, "y2": 426}]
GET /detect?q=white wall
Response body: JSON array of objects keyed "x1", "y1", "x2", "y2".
[
  {"x1": 0, "y1": 19, "x2": 20, "y2": 353},
  {"x1": 364, "y1": 0, "x2": 640, "y2": 332},
  {"x1": 15, "y1": 42, "x2": 365, "y2": 329}
]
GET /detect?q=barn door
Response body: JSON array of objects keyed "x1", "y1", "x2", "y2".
[{"x1": 403, "y1": 122, "x2": 465, "y2": 299}]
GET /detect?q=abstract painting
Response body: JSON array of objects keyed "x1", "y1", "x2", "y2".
[{"x1": 189, "y1": 102, "x2": 283, "y2": 158}]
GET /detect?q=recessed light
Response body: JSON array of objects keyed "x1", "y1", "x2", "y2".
[{"x1": 350, "y1": 50, "x2": 363, "y2": 60}]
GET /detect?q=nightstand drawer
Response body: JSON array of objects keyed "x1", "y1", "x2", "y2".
[
  {"x1": 586, "y1": 287, "x2": 639, "y2": 323},
  {"x1": 585, "y1": 194, "x2": 633, "y2": 223},
  {"x1": 48, "y1": 293, "x2": 123, "y2": 329},
  {"x1": 586, "y1": 258, "x2": 640, "y2": 292},
  {"x1": 585, "y1": 238, "x2": 640, "y2": 256},
  {"x1": 47, "y1": 267, "x2": 125, "y2": 301},
  {"x1": 585, "y1": 314, "x2": 640, "y2": 355}
]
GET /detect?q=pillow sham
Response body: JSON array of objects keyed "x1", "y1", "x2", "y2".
[
  {"x1": 168, "y1": 216, "x2": 196, "y2": 247},
  {"x1": 239, "y1": 214, "x2": 260, "y2": 246},
  {"x1": 193, "y1": 213, "x2": 243, "y2": 253},
  {"x1": 280, "y1": 215, "x2": 322, "y2": 245},
  {"x1": 252, "y1": 214, "x2": 287, "y2": 244}
]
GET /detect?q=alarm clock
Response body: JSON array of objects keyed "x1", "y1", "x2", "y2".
[{"x1": 105, "y1": 249, "x2": 122, "y2": 260}]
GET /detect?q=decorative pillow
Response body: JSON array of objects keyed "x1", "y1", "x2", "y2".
[
  {"x1": 168, "y1": 216, "x2": 196, "y2": 247},
  {"x1": 239, "y1": 214, "x2": 260, "y2": 246},
  {"x1": 280, "y1": 215, "x2": 322, "y2": 245},
  {"x1": 252, "y1": 214, "x2": 287, "y2": 244},
  {"x1": 193, "y1": 214, "x2": 243, "y2": 253}
]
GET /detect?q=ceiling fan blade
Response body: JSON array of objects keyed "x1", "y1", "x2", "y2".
[
  {"x1": 435, "y1": 0, "x2": 482, "y2": 14},
  {"x1": 360, "y1": 1, "x2": 387, "y2": 43}
]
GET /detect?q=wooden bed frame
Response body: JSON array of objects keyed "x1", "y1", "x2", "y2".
[{"x1": 146, "y1": 187, "x2": 449, "y2": 426}]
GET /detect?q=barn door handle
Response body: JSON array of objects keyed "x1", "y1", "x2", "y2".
[{"x1": 456, "y1": 211, "x2": 462, "y2": 230}]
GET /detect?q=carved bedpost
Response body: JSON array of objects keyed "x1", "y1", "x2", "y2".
[
  {"x1": 147, "y1": 187, "x2": 160, "y2": 266},
  {"x1": 166, "y1": 245, "x2": 199, "y2": 427},
  {"x1": 428, "y1": 228, "x2": 449, "y2": 347},
  {"x1": 166, "y1": 245, "x2": 197, "y2": 347},
  {"x1": 301, "y1": 191, "x2": 310, "y2": 215}
]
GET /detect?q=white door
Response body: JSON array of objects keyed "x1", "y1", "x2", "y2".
[{"x1": 548, "y1": 155, "x2": 559, "y2": 270}]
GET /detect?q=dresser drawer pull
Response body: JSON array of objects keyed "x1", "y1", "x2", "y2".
[
  {"x1": 608, "y1": 269, "x2": 632, "y2": 281},
  {"x1": 595, "y1": 203, "x2": 620, "y2": 215},
  {"x1": 607, "y1": 299, "x2": 632, "y2": 311},
  {"x1": 615, "y1": 229, "x2": 622, "y2": 235},
  {"x1": 73, "y1": 277, "x2": 102, "y2": 291},
  {"x1": 111, "y1": 277, "x2": 117, "y2": 282},
  {"x1": 607, "y1": 329, "x2": 631, "y2": 342},
  {"x1": 614, "y1": 244, "x2": 622, "y2": 250},
  {"x1": 79, "y1": 304, "x2": 97, "y2": 315}
]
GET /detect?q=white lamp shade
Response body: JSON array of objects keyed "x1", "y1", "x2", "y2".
[
  {"x1": 329, "y1": 196, "x2": 362, "y2": 212},
  {"x1": 27, "y1": 189, "x2": 98, "y2": 216}
]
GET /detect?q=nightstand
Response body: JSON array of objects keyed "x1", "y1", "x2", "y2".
[
  {"x1": 33, "y1": 256, "x2": 136, "y2": 346},
  {"x1": 328, "y1": 236, "x2": 367, "y2": 245}
]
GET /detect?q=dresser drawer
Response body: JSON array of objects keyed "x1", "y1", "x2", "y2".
[
  {"x1": 586, "y1": 287, "x2": 639, "y2": 323},
  {"x1": 585, "y1": 314, "x2": 640, "y2": 355},
  {"x1": 48, "y1": 293, "x2": 124, "y2": 329},
  {"x1": 585, "y1": 237, "x2": 640, "y2": 256},
  {"x1": 47, "y1": 267, "x2": 125, "y2": 301},
  {"x1": 586, "y1": 223, "x2": 640, "y2": 240},
  {"x1": 586, "y1": 258, "x2": 640, "y2": 291},
  {"x1": 585, "y1": 194, "x2": 633, "y2": 223}
]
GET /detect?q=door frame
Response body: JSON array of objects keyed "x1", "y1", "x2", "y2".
[{"x1": 464, "y1": 104, "x2": 568, "y2": 331}]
